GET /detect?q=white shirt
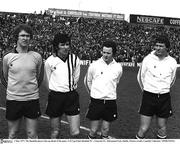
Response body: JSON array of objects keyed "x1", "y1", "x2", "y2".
[
  {"x1": 44, "y1": 54, "x2": 80, "y2": 92},
  {"x1": 84, "y1": 57, "x2": 123, "y2": 100},
  {"x1": 137, "y1": 51, "x2": 177, "y2": 94}
]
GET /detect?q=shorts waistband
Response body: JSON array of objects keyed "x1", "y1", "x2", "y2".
[
  {"x1": 91, "y1": 97, "x2": 116, "y2": 104},
  {"x1": 144, "y1": 90, "x2": 170, "y2": 97},
  {"x1": 50, "y1": 90, "x2": 76, "y2": 94}
]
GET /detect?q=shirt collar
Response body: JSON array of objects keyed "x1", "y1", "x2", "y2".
[
  {"x1": 150, "y1": 50, "x2": 169, "y2": 60},
  {"x1": 53, "y1": 52, "x2": 70, "y2": 62},
  {"x1": 100, "y1": 57, "x2": 116, "y2": 65}
]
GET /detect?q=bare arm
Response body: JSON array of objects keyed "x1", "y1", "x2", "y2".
[
  {"x1": 84, "y1": 64, "x2": 93, "y2": 94},
  {"x1": 1, "y1": 55, "x2": 9, "y2": 88},
  {"x1": 43, "y1": 60, "x2": 52, "y2": 91}
]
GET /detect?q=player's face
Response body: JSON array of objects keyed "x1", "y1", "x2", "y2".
[
  {"x1": 154, "y1": 42, "x2": 168, "y2": 58},
  {"x1": 17, "y1": 30, "x2": 31, "y2": 48},
  {"x1": 57, "y1": 42, "x2": 70, "y2": 58},
  {"x1": 102, "y1": 46, "x2": 113, "y2": 64}
]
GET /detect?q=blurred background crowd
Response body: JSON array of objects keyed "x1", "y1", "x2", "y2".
[{"x1": 0, "y1": 11, "x2": 180, "y2": 63}]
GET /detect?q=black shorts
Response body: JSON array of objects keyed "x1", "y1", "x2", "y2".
[
  {"x1": 45, "y1": 90, "x2": 80, "y2": 117},
  {"x1": 139, "y1": 91, "x2": 173, "y2": 118},
  {"x1": 86, "y1": 98, "x2": 117, "y2": 122},
  {"x1": 6, "y1": 99, "x2": 41, "y2": 121}
]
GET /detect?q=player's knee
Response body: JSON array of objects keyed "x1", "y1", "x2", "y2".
[
  {"x1": 90, "y1": 127, "x2": 98, "y2": 135},
  {"x1": 50, "y1": 126, "x2": 60, "y2": 138},
  {"x1": 101, "y1": 126, "x2": 109, "y2": 133},
  {"x1": 70, "y1": 128, "x2": 80, "y2": 136},
  {"x1": 157, "y1": 126, "x2": 167, "y2": 139},
  {"x1": 137, "y1": 126, "x2": 148, "y2": 138},
  {"x1": 51, "y1": 130, "x2": 59, "y2": 139},
  {"x1": 8, "y1": 132, "x2": 18, "y2": 139},
  {"x1": 27, "y1": 131, "x2": 38, "y2": 139},
  {"x1": 140, "y1": 125, "x2": 149, "y2": 133},
  {"x1": 70, "y1": 131, "x2": 80, "y2": 139}
]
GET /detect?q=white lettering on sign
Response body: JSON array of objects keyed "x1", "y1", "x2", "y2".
[{"x1": 137, "y1": 16, "x2": 164, "y2": 24}]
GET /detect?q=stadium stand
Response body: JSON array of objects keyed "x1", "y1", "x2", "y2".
[{"x1": 0, "y1": 9, "x2": 180, "y2": 63}]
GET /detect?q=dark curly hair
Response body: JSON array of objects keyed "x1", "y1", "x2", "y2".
[
  {"x1": 52, "y1": 33, "x2": 71, "y2": 55},
  {"x1": 102, "y1": 40, "x2": 117, "y2": 56},
  {"x1": 13, "y1": 24, "x2": 33, "y2": 41},
  {"x1": 154, "y1": 34, "x2": 170, "y2": 48},
  {"x1": 52, "y1": 33, "x2": 71, "y2": 48}
]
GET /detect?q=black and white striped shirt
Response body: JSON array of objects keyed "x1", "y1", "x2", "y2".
[{"x1": 44, "y1": 53, "x2": 81, "y2": 92}]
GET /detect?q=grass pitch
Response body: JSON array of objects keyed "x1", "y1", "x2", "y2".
[{"x1": 0, "y1": 66, "x2": 180, "y2": 139}]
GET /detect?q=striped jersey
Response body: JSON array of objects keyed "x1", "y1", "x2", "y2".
[{"x1": 44, "y1": 53, "x2": 81, "y2": 92}]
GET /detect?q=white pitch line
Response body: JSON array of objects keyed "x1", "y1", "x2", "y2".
[
  {"x1": 0, "y1": 106, "x2": 115, "y2": 139},
  {"x1": 0, "y1": 106, "x2": 89, "y2": 131},
  {"x1": 0, "y1": 107, "x2": 6, "y2": 111},
  {"x1": 40, "y1": 115, "x2": 91, "y2": 132}
]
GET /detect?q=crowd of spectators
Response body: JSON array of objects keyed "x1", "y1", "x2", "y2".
[{"x1": 0, "y1": 11, "x2": 180, "y2": 63}]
